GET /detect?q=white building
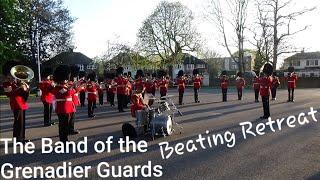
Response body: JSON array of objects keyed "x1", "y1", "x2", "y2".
[{"x1": 283, "y1": 52, "x2": 320, "y2": 77}]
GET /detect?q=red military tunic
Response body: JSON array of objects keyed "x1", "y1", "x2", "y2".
[
  {"x1": 286, "y1": 74, "x2": 298, "y2": 89},
  {"x1": 114, "y1": 76, "x2": 128, "y2": 95},
  {"x1": 38, "y1": 79, "x2": 54, "y2": 104},
  {"x1": 126, "y1": 81, "x2": 133, "y2": 96},
  {"x1": 259, "y1": 76, "x2": 273, "y2": 97},
  {"x1": 145, "y1": 80, "x2": 156, "y2": 93},
  {"x1": 253, "y1": 77, "x2": 260, "y2": 90},
  {"x1": 271, "y1": 77, "x2": 280, "y2": 89},
  {"x1": 130, "y1": 93, "x2": 145, "y2": 117},
  {"x1": 52, "y1": 84, "x2": 75, "y2": 114},
  {"x1": 134, "y1": 78, "x2": 145, "y2": 91},
  {"x1": 193, "y1": 76, "x2": 202, "y2": 90},
  {"x1": 236, "y1": 77, "x2": 246, "y2": 89},
  {"x1": 86, "y1": 81, "x2": 98, "y2": 101},
  {"x1": 78, "y1": 79, "x2": 86, "y2": 93},
  {"x1": 176, "y1": 77, "x2": 186, "y2": 92},
  {"x1": 68, "y1": 81, "x2": 80, "y2": 107},
  {"x1": 106, "y1": 79, "x2": 116, "y2": 94},
  {"x1": 3, "y1": 81, "x2": 29, "y2": 110},
  {"x1": 220, "y1": 77, "x2": 229, "y2": 89},
  {"x1": 158, "y1": 79, "x2": 169, "y2": 94}
]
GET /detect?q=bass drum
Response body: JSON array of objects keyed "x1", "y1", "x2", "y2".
[{"x1": 151, "y1": 114, "x2": 173, "y2": 135}]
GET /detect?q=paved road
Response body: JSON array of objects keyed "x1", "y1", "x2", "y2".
[{"x1": 1, "y1": 88, "x2": 320, "y2": 179}]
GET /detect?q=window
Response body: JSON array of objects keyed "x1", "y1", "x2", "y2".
[
  {"x1": 306, "y1": 60, "x2": 318, "y2": 66},
  {"x1": 197, "y1": 64, "x2": 205, "y2": 68},
  {"x1": 186, "y1": 64, "x2": 194, "y2": 70},
  {"x1": 77, "y1": 64, "x2": 84, "y2": 71},
  {"x1": 315, "y1": 60, "x2": 318, "y2": 66},
  {"x1": 87, "y1": 64, "x2": 96, "y2": 70},
  {"x1": 292, "y1": 60, "x2": 300, "y2": 66}
]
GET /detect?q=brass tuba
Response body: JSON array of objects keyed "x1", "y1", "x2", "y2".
[{"x1": 10, "y1": 65, "x2": 34, "y2": 82}]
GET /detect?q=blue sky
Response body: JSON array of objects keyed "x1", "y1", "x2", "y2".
[{"x1": 63, "y1": 0, "x2": 320, "y2": 65}]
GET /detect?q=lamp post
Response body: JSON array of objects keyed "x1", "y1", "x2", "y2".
[{"x1": 36, "y1": 21, "x2": 42, "y2": 96}]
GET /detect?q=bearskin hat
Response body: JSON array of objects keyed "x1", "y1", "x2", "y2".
[
  {"x1": 122, "y1": 123, "x2": 137, "y2": 139},
  {"x1": 2, "y1": 61, "x2": 18, "y2": 76},
  {"x1": 98, "y1": 76, "x2": 104, "y2": 83},
  {"x1": 53, "y1": 65, "x2": 70, "y2": 83},
  {"x1": 87, "y1": 71, "x2": 96, "y2": 81},
  {"x1": 69, "y1": 65, "x2": 80, "y2": 80},
  {"x1": 79, "y1": 71, "x2": 86, "y2": 78},
  {"x1": 178, "y1": 70, "x2": 184, "y2": 77},
  {"x1": 221, "y1": 70, "x2": 227, "y2": 76},
  {"x1": 262, "y1": 62, "x2": 273, "y2": 76},
  {"x1": 41, "y1": 67, "x2": 53, "y2": 78},
  {"x1": 116, "y1": 67, "x2": 124, "y2": 76},
  {"x1": 152, "y1": 72, "x2": 157, "y2": 78},
  {"x1": 193, "y1": 68, "x2": 199, "y2": 76},
  {"x1": 136, "y1": 69, "x2": 144, "y2": 78},
  {"x1": 158, "y1": 69, "x2": 167, "y2": 78},
  {"x1": 288, "y1": 66, "x2": 295, "y2": 73},
  {"x1": 236, "y1": 71, "x2": 243, "y2": 77}
]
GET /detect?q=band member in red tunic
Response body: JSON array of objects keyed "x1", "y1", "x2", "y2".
[
  {"x1": 130, "y1": 90, "x2": 146, "y2": 118},
  {"x1": 2, "y1": 61, "x2": 30, "y2": 143},
  {"x1": 134, "y1": 69, "x2": 145, "y2": 96},
  {"x1": 259, "y1": 63, "x2": 273, "y2": 119},
  {"x1": 220, "y1": 71, "x2": 229, "y2": 102},
  {"x1": 286, "y1": 67, "x2": 298, "y2": 102},
  {"x1": 38, "y1": 67, "x2": 55, "y2": 126},
  {"x1": 271, "y1": 72, "x2": 280, "y2": 100},
  {"x1": 105, "y1": 72, "x2": 116, "y2": 107},
  {"x1": 176, "y1": 70, "x2": 186, "y2": 105},
  {"x1": 68, "y1": 65, "x2": 80, "y2": 134},
  {"x1": 193, "y1": 69, "x2": 202, "y2": 103},
  {"x1": 236, "y1": 72, "x2": 246, "y2": 100},
  {"x1": 158, "y1": 70, "x2": 169, "y2": 98},
  {"x1": 52, "y1": 65, "x2": 75, "y2": 142},
  {"x1": 86, "y1": 72, "x2": 98, "y2": 118},
  {"x1": 252, "y1": 71, "x2": 260, "y2": 102},
  {"x1": 97, "y1": 76, "x2": 105, "y2": 106},
  {"x1": 115, "y1": 67, "x2": 129, "y2": 112},
  {"x1": 78, "y1": 71, "x2": 86, "y2": 107}
]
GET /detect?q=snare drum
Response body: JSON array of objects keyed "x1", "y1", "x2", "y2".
[{"x1": 151, "y1": 114, "x2": 173, "y2": 135}]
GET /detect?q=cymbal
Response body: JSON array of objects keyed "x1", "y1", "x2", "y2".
[{"x1": 161, "y1": 95, "x2": 175, "y2": 98}]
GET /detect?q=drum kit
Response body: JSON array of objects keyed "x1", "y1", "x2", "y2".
[{"x1": 122, "y1": 94, "x2": 183, "y2": 140}]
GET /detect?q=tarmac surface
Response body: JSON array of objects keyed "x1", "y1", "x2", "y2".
[{"x1": 1, "y1": 88, "x2": 320, "y2": 179}]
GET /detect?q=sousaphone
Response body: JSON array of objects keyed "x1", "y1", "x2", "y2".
[{"x1": 10, "y1": 65, "x2": 34, "y2": 82}]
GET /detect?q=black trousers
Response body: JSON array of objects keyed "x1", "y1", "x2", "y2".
[
  {"x1": 99, "y1": 94, "x2": 103, "y2": 105},
  {"x1": 117, "y1": 94, "x2": 126, "y2": 112},
  {"x1": 160, "y1": 92, "x2": 167, "y2": 100},
  {"x1": 107, "y1": 92, "x2": 115, "y2": 106},
  {"x1": 271, "y1": 87, "x2": 277, "y2": 99},
  {"x1": 178, "y1": 91, "x2": 184, "y2": 105},
  {"x1": 58, "y1": 114, "x2": 70, "y2": 142},
  {"x1": 13, "y1": 110, "x2": 26, "y2": 142},
  {"x1": 237, "y1": 88, "x2": 243, "y2": 100},
  {"x1": 254, "y1": 89, "x2": 259, "y2": 101},
  {"x1": 288, "y1": 88, "x2": 295, "y2": 101},
  {"x1": 80, "y1": 92, "x2": 86, "y2": 107},
  {"x1": 262, "y1": 96, "x2": 270, "y2": 118},
  {"x1": 194, "y1": 88, "x2": 199, "y2": 103},
  {"x1": 222, "y1": 88, "x2": 227, "y2": 102},
  {"x1": 69, "y1": 112, "x2": 75, "y2": 132},
  {"x1": 88, "y1": 100, "x2": 95, "y2": 116},
  {"x1": 43, "y1": 102, "x2": 52, "y2": 125}
]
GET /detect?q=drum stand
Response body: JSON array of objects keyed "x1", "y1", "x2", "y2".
[{"x1": 167, "y1": 97, "x2": 183, "y2": 134}]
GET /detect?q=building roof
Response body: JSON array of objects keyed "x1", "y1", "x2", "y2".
[
  {"x1": 285, "y1": 52, "x2": 320, "y2": 61},
  {"x1": 43, "y1": 51, "x2": 93, "y2": 66},
  {"x1": 183, "y1": 54, "x2": 206, "y2": 64}
]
